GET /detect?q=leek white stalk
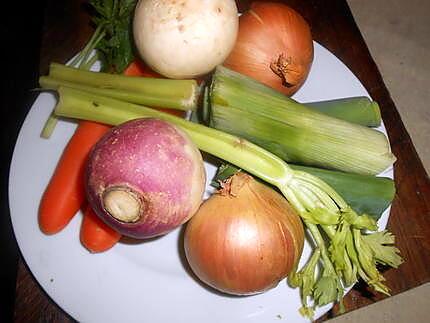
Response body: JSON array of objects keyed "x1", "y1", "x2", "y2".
[{"x1": 209, "y1": 66, "x2": 396, "y2": 175}]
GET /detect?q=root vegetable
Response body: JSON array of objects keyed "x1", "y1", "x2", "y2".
[
  {"x1": 184, "y1": 172, "x2": 304, "y2": 295},
  {"x1": 223, "y1": 1, "x2": 313, "y2": 96},
  {"x1": 85, "y1": 118, "x2": 206, "y2": 239},
  {"x1": 133, "y1": 0, "x2": 239, "y2": 78},
  {"x1": 38, "y1": 121, "x2": 111, "y2": 235},
  {"x1": 80, "y1": 204, "x2": 122, "y2": 253}
]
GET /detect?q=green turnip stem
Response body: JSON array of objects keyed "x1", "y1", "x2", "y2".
[
  {"x1": 40, "y1": 76, "x2": 196, "y2": 112},
  {"x1": 209, "y1": 66, "x2": 395, "y2": 175},
  {"x1": 304, "y1": 97, "x2": 381, "y2": 127},
  {"x1": 48, "y1": 63, "x2": 199, "y2": 110}
]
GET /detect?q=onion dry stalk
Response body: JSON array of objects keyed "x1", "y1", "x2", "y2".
[{"x1": 52, "y1": 86, "x2": 403, "y2": 318}]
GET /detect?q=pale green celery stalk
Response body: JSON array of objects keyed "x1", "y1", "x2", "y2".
[
  {"x1": 210, "y1": 66, "x2": 396, "y2": 175},
  {"x1": 40, "y1": 114, "x2": 60, "y2": 138},
  {"x1": 39, "y1": 76, "x2": 196, "y2": 111},
  {"x1": 54, "y1": 87, "x2": 399, "y2": 317},
  {"x1": 48, "y1": 63, "x2": 199, "y2": 110},
  {"x1": 304, "y1": 97, "x2": 381, "y2": 127}
]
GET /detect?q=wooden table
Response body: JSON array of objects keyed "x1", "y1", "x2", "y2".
[{"x1": 7, "y1": 0, "x2": 430, "y2": 322}]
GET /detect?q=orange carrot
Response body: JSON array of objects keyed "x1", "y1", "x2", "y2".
[
  {"x1": 39, "y1": 121, "x2": 111, "y2": 234},
  {"x1": 80, "y1": 205, "x2": 121, "y2": 253},
  {"x1": 124, "y1": 59, "x2": 164, "y2": 78}
]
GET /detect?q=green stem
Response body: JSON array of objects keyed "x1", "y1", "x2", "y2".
[
  {"x1": 305, "y1": 222, "x2": 337, "y2": 274},
  {"x1": 79, "y1": 28, "x2": 106, "y2": 67},
  {"x1": 304, "y1": 97, "x2": 381, "y2": 127},
  {"x1": 40, "y1": 111, "x2": 60, "y2": 139},
  {"x1": 40, "y1": 76, "x2": 196, "y2": 111},
  {"x1": 69, "y1": 24, "x2": 104, "y2": 68},
  {"x1": 293, "y1": 171, "x2": 348, "y2": 209},
  {"x1": 48, "y1": 63, "x2": 199, "y2": 110}
]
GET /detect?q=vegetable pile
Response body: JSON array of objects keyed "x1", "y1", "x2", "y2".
[{"x1": 37, "y1": 0, "x2": 403, "y2": 319}]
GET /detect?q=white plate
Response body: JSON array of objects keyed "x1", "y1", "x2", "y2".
[{"x1": 9, "y1": 42, "x2": 393, "y2": 323}]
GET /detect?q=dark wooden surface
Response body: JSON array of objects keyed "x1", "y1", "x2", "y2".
[{"x1": 5, "y1": 0, "x2": 430, "y2": 322}]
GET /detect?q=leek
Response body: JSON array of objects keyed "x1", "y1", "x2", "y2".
[
  {"x1": 304, "y1": 96, "x2": 381, "y2": 127},
  {"x1": 208, "y1": 66, "x2": 395, "y2": 175},
  {"x1": 53, "y1": 86, "x2": 402, "y2": 317}
]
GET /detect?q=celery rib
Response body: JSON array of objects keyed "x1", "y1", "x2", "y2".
[{"x1": 49, "y1": 63, "x2": 199, "y2": 110}]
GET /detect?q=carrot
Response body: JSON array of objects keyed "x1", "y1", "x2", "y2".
[
  {"x1": 80, "y1": 205, "x2": 121, "y2": 253},
  {"x1": 123, "y1": 58, "x2": 164, "y2": 78},
  {"x1": 39, "y1": 121, "x2": 111, "y2": 234}
]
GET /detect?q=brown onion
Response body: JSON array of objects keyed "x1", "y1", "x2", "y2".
[
  {"x1": 184, "y1": 172, "x2": 304, "y2": 295},
  {"x1": 223, "y1": 2, "x2": 314, "y2": 96}
]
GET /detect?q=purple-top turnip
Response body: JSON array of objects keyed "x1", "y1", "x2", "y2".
[{"x1": 85, "y1": 118, "x2": 206, "y2": 239}]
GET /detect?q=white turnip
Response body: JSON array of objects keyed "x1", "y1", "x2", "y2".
[
  {"x1": 133, "y1": 0, "x2": 239, "y2": 78},
  {"x1": 85, "y1": 118, "x2": 206, "y2": 239}
]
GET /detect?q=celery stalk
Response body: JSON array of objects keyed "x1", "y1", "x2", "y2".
[
  {"x1": 48, "y1": 63, "x2": 199, "y2": 110},
  {"x1": 53, "y1": 86, "x2": 401, "y2": 317},
  {"x1": 292, "y1": 165, "x2": 395, "y2": 219},
  {"x1": 304, "y1": 97, "x2": 381, "y2": 127},
  {"x1": 39, "y1": 76, "x2": 196, "y2": 111},
  {"x1": 209, "y1": 66, "x2": 396, "y2": 175}
]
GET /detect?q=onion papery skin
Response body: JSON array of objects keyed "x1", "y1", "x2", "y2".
[
  {"x1": 184, "y1": 172, "x2": 304, "y2": 295},
  {"x1": 85, "y1": 118, "x2": 206, "y2": 239},
  {"x1": 223, "y1": 2, "x2": 314, "y2": 96}
]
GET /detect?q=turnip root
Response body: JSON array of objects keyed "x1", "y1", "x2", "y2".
[
  {"x1": 133, "y1": 0, "x2": 239, "y2": 79},
  {"x1": 85, "y1": 118, "x2": 206, "y2": 239}
]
